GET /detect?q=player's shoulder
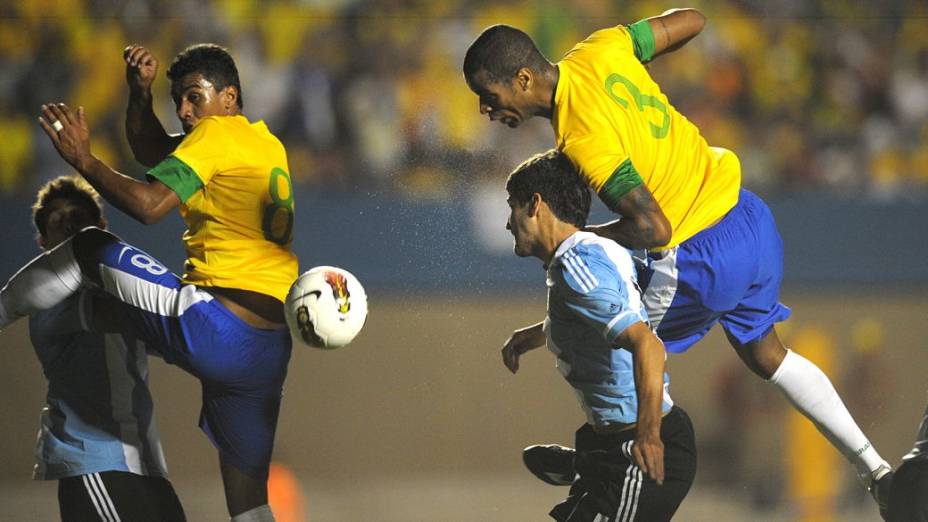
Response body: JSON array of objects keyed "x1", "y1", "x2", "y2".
[
  {"x1": 564, "y1": 25, "x2": 632, "y2": 60},
  {"x1": 179, "y1": 116, "x2": 228, "y2": 148},
  {"x1": 553, "y1": 233, "x2": 628, "y2": 293}
]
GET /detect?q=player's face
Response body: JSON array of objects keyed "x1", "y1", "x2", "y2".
[
  {"x1": 41, "y1": 198, "x2": 99, "y2": 249},
  {"x1": 468, "y1": 72, "x2": 529, "y2": 128},
  {"x1": 171, "y1": 73, "x2": 235, "y2": 133},
  {"x1": 506, "y1": 197, "x2": 536, "y2": 257}
]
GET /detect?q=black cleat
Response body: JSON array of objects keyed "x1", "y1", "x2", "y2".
[
  {"x1": 869, "y1": 468, "x2": 893, "y2": 521},
  {"x1": 523, "y1": 444, "x2": 577, "y2": 486}
]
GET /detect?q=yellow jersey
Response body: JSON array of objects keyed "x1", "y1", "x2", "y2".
[
  {"x1": 552, "y1": 22, "x2": 741, "y2": 250},
  {"x1": 148, "y1": 115, "x2": 298, "y2": 302}
]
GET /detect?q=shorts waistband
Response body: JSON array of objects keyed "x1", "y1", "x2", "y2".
[{"x1": 592, "y1": 408, "x2": 672, "y2": 435}]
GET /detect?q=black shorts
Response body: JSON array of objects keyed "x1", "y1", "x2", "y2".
[
  {"x1": 58, "y1": 471, "x2": 186, "y2": 522},
  {"x1": 888, "y1": 458, "x2": 928, "y2": 522},
  {"x1": 550, "y1": 406, "x2": 697, "y2": 522}
]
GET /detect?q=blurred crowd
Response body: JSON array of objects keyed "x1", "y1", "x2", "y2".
[{"x1": 1, "y1": 0, "x2": 927, "y2": 201}]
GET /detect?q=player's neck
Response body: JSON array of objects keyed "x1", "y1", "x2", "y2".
[
  {"x1": 540, "y1": 224, "x2": 579, "y2": 266},
  {"x1": 535, "y1": 65, "x2": 559, "y2": 120}
]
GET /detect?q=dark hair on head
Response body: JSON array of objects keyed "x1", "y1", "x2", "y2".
[
  {"x1": 506, "y1": 149, "x2": 591, "y2": 229},
  {"x1": 32, "y1": 175, "x2": 103, "y2": 238},
  {"x1": 167, "y1": 43, "x2": 243, "y2": 108},
  {"x1": 463, "y1": 24, "x2": 550, "y2": 84}
]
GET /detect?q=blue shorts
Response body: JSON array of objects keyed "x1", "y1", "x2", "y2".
[
  {"x1": 637, "y1": 189, "x2": 792, "y2": 353},
  {"x1": 87, "y1": 235, "x2": 291, "y2": 481}
]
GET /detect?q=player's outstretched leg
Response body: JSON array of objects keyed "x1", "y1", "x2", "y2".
[
  {"x1": 0, "y1": 227, "x2": 91, "y2": 328},
  {"x1": 727, "y1": 327, "x2": 892, "y2": 494}
]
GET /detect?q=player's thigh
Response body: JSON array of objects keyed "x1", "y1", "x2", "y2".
[
  {"x1": 78, "y1": 235, "x2": 212, "y2": 366},
  {"x1": 569, "y1": 411, "x2": 696, "y2": 522},
  {"x1": 643, "y1": 239, "x2": 746, "y2": 353},
  {"x1": 634, "y1": 408, "x2": 697, "y2": 521},
  {"x1": 58, "y1": 472, "x2": 184, "y2": 522},
  {"x1": 200, "y1": 364, "x2": 289, "y2": 483},
  {"x1": 889, "y1": 459, "x2": 928, "y2": 522},
  {"x1": 718, "y1": 194, "x2": 791, "y2": 348}
]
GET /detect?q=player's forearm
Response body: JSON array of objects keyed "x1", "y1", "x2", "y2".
[
  {"x1": 77, "y1": 156, "x2": 168, "y2": 225},
  {"x1": 647, "y1": 8, "x2": 706, "y2": 61},
  {"x1": 587, "y1": 216, "x2": 670, "y2": 250},
  {"x1": 519, "y1": 321, "x2": 547, "y2": 349},
  {"x1": 633, "y1": 334, "x2": 666, "y2": 437},
  {"x1": 126, "y1": 90, "x2": 176, "y2": 167}
]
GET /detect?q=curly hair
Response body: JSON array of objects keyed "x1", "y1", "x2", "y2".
[
  {"x1": 32, "y1": 176, "x2": 103, "y2": 238},
  {"x1": 167, "y1": 43, "x2": 243, "y2": 109}
]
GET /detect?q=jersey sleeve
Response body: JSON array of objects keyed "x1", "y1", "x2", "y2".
[
  {"x1": 562, "y1": 136, "x2": 644, "y2": 211},
  {"x1": 557, "y1": 250, "x2": 648, "y2": 343},
  {"x1": 625, "y1": 20, "x2": 656, "y2": 63},
  {"x1": 147, "y1": 117, "x2": 226, "y2": 203}
]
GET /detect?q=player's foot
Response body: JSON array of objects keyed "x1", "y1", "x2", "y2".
[
  {"x1": 522, "y1": 444, "x2": 577, "y2": 486},
  {"x1": 866, "y1": 464, "x2": 893, "y2": 520}
]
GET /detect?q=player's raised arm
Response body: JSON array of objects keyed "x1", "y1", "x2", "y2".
[
  {"x1": 586, "y1": 185, "x2": 672, "y2": 250},
  {"x1": 615, "y1": 321, "x2": 667, "y2": 485},
  {"x1": 124, "y1": 45, "x2": 183, "y2": 167},
  {"x1": 634, "y1": 8, "x2": 706, "y2": 63},
  {"x1": 39, "y1": 103, "x2": 179, "y2": 225}
]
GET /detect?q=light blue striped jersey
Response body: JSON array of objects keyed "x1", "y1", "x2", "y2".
[
  {"x1": 544, "y1": 231, "x2": 673, "y2": 427},
  {"x1": 28, "y1": 291, "x2": 168, "y2": 480}
]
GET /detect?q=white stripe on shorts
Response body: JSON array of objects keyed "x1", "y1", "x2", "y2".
[
  {"x1": 82, "y1": 473, "x2": 121, "y2": 522},
  {"x1": 615, "y1": 442, "x2": 643, "y2": 522},
  {"x1": 640, "y1": 247, "x2": 679, "y2": 332}
]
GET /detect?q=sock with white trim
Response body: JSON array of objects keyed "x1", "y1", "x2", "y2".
[
  {"x1": 0, "y1": 237, "x2": 84, "y2": 329},
  {"x1": 769, "y1": 349, "x2": 889, "y2": 478},
  {"x1": 230, "y1": 504, "x2": 275, "y2": 522}
]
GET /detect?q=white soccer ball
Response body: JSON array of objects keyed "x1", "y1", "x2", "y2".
[{"x1": 285, "y1": 266, "x2": 368, "y2": 349}]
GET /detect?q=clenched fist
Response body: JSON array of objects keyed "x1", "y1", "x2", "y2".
[{"x1": 124, "y1": 44, "x2": 159, "y2": 93}]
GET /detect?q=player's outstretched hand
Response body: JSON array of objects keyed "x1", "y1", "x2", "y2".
[
  {"x1": 124, "y1": 44, "x2": 158, "y2": 93},
  {"x1": 38, "y1": 103, "x2": 93, "y2": 172},
  {"x1": 501, "y1": 322, "x2": 545, "y2": 374},
  {"x1": 632, "y1": 431, "x2": 665, "y2": 485}
]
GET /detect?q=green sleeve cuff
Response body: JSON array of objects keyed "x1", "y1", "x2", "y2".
[
  {"x1": 627, "y1": 19, "x2": 656, "y2": 63},
  {"x1": 147, "y1": 156, "x2": 203, "y2": 204},
  {"x1": 598, "y1": 159, "x2": 644, "y2": 210}
]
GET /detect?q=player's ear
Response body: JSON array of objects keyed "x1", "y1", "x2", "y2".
[
  {"x1": 516, "y1": 67, "x2": 533, "y2": 91},
  {"x1": 529, "y1": 192, "x2": 543, "y2": 216},
  {"x1": 220, "y1": 86, "x2": 238, "y2": 113}
]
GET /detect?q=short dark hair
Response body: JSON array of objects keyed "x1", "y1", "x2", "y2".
[
  {"x1": 463, "y1": 24, "x2": 550, "y2": 84},
  {"x1": 506, "y1": 149, "x2": 590, "y2": 229},
  {"x1": 32, "y1": 176, "x2": 103, "y2": 238},
  {"x1": 167, "y1": 43, "x2": 243, "y2": 108}
]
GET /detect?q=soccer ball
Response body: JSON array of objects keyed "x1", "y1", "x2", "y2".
[{"x1": 285, "y1": 266, "x2": 368, "y2": 349}]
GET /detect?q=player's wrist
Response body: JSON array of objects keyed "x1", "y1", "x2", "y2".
[
  {"x1": 75, "y1": 153, "x2": 100, "y2": 175},
  {"x1": 128, "y1": 86, "x2": 153, "y2": 104}
]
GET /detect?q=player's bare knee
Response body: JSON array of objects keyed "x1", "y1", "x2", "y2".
[
  {"x1": 750, "y1": 334, "x2": 787, "y2": 379},
  {"x1": 729, "y1": 328, "x2": 786, "y2": 379},
  {"x1": 70, "y1": 227, "x2": 121, "y2": 283}
]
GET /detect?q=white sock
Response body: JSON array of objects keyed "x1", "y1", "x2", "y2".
[
  {"x1": 0, "y1": 238, "x2": 84, "y2": 328},
  {"x1": 230, "y1": 504, "x2": 274, "y2": 522},
  {"x1": 770, "y1": 349, "x2": 889, "y2": 478}
]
